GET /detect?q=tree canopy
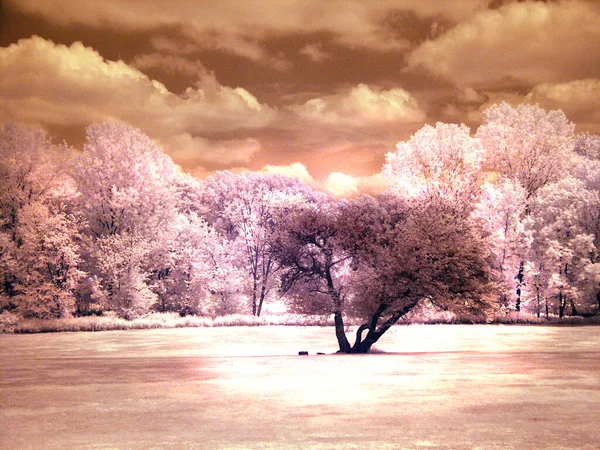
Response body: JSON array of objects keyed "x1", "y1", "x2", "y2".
[{"x1": 2, "y1": 103, "x2": 600, "y2": 351}]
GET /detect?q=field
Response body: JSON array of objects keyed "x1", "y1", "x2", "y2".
[{"x1": 2, "y1": 325, "x2": 600, "y2": 449}]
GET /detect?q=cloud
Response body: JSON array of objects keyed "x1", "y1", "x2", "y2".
[
  {"x1": 525, "y1": 79, "x2": 600, "y2": 134},
  {"x1": 259, "y1": 162, "x2": 316, "y2": 186},
  {"x1": 441, "y1": 89, "x2": 527, "y2": 127},
  {"x1": 0, "y1": 36, "x2": 150, "y2": 126},
  {"x1": 9, "y1": 0, "x2": 489, "y2": 65},
  {"x1": 0, "y1": 36, "x2": 422, "y2": 179},
  {"x1": 149, "y1": 36, "x2": 201, "y2": 56},
  {"x1": 299, "y1": 43, "x2": 330, "y2": 62},
  {"x1": 0, "y1": 36, "x2": 276, "y2": 165},
  {"x1": 291, "y1": 83, "x2": 425, "y2": 128},
  {"x1": 440, "y1": 79, "x2": 600, "y2": 135},
  {"x1": 406, "y1": 1, "x2": 600, "y2": 88},
  {"x1": 130, "y1": 53, "x2": 208, "y2": 78},
  {"x1": 165, "y1": 135, "x2": 261, "y2": 167},
  {"x1": 324, "y1": 172, "x2": 360, "y2": 197},
  {"x1": 324, "y1": 172, "x2": 387, "y2": 198},
  {"x1": 257, "y1": 162, "x2": 388, "y2": 198}
]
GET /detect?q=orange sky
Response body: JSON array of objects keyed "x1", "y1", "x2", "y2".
[{"x1": 1, "y1": 0, "x2": 599, "y2": 195}]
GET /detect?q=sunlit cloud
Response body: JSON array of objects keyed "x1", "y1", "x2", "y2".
[
  {"x1": 406, "y1": 1, "x2": 600, "y2": 88},
  {"x1": 0, "y1": 36, "x2": 276, "y2": 167},
  {"x1": 324, "y1": 172, "x2": 359, "y2": 198},
  {"x1": 259, "y1": 162, "x2": 315, "y2": 186},
  {"x1": 324, "y1": 172, "x2": 387, "y2": 198},
  {"x1": 291, "y1": 84, "x2": 425, "y2": 128},
  {"x1": 0, "y1": 37, "x2": 276, "y2": 131},
  {"x1": 526, "y1": 79, "x2": 600, "y2": 134}
]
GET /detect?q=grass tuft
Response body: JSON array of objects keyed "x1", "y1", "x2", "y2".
[
  {"x1": 5, "y1": 310, "x2": 600, "y2": 334},
  {"x1": 8, "y1": 312, "x2": 335, "y2": 334}
]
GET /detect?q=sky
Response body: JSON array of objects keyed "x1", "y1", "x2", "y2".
[{"x1": 1, "y1": 0, "x2": 599, "y2": 196}]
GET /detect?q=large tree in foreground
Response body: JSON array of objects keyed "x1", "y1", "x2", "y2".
[{"x1": 273, "y1": 195, "x2": 495, "y2": 353}]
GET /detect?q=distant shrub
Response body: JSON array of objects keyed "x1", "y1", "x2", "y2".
[
  {"x1": 6, "y1": 310, "x2": 600, "y2": 334},
  {"x1": 0, "y1": 311, "x2": 20, "y2": 333},
  {"x1": 8, "y1": 312, "x2": 335, "y2": 333},
  {"x1": 487, "y1": 311, "x2": 546, "y2": 325}
]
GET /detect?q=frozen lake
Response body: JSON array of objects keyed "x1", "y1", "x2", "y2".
[{"x1": 1, "y1": 325, "x2": 600, "y2": 449}]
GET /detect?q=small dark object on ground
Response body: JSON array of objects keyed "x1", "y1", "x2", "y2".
[
  {"x1": 317, "y1": 352, "x2": 325, "y2": 355},
  {"x1": 298, "y1": 351, "x2": 309, "y2": 355}
]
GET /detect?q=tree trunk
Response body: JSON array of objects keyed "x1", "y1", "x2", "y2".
[
  {"x1": 342, "y1": 299, "x2": 419, "y2": 354},
  {"x1": 558, "y1": 291, "x2": 565, "y2": 319},
  {"x1": 334, "y1": 311, "x2": 351, "y2": 353},
  {"x1": 515, "y1": 261, "x2": 524, "y2": 312},
  {"x1": 570, "y1": 299, "x2": 578, "y2": 317},
  {"x1": 251, "y1": 278, "x2": 258, "y2": 316},
  {"x1": 323, "y1": 264, "x2": 352, "y2": 353},
  {"x1": 351, "y1": 328, "x2": 382, "y2": 353},
  {"x1": 256, "y1": 284, "x2": 267, "y2": 317}
]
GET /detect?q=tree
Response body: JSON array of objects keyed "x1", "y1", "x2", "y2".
[
  {"x1": 473, "y1": 178, "x2": 532, "y2": 312},
  {"x1": 201, "y1": 222, "x2": 248, "y2": 316},
  {"x1": 273, "y1": 199, "x2": 355, "y2": 350},
  {"x1": 0, "y1": 122, "x2": 58, "y2": 239},
  {"x1": 9, "y1": 201, "x2": 82, "y2": 318},
  {"x1": 199, "y1": 171, "x2": 321, "y2": 316},
  {"x1": 572, "y1": 133, "x2": 600, "y2": 313},
  {"x1": 0, "y1": 122, "x2": 81, "y2": 318},
  {"x1": 476, "y1": 102, "x2": 575, "y2": 200},
  {"x1": 153, "y1": 211, "x2": 247, "y2": 317},
  {"x1": 71, "y1": 121, "x2": 183, "y2": 318},
  {"x1": 529, "y1": 177, "x2": 599, "y2": 317},
  {"x1": 73, "y1": 121, "x2": 179, "y2": 238},
  {"x1": 383, "y1": 122, "x2": 485, "y2": 211},
  {"x1": 273, "y1": 195, "x2": 494, "y2": 353},
  {"x1": 574, "y1": 132, "x2": 600, "y2": 161},
  {"x1": 476, "y1": 103, "x2": 576, "y2": 312},
  {"x1": 346, "y1": 195, "x2": 494, "y2": 352}
]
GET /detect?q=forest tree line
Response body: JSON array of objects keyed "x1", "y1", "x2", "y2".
[{"x1": 2, "y1": 102, "x2": 600, "y2": 349}]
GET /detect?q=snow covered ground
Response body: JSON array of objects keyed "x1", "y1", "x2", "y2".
[{"x1": 2, "y1": 325, "x2": 600, "y2": 449}]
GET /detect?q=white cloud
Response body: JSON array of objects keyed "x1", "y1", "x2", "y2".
[
  {"x1": 406, "y1": 1, "x2": 600, "y2": 87},
  {"x1": 526, "y1": 79, "x2": 600, "y2": 133},
  {"x1": 324, "y1": 172, "x2": 387, "y2": 198},
  {"x1": 0, "y1": 37, "x2": 276, "y2": 165},
  {"x1": 259, "y1": 162, "x2": 315, "y2": 186},
  {"x1": 291, "y1": 84, "x2": 425, "y2": 127},
  {"x1": 324, "y1": 172, "x2": 359, "y2": 197}
]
